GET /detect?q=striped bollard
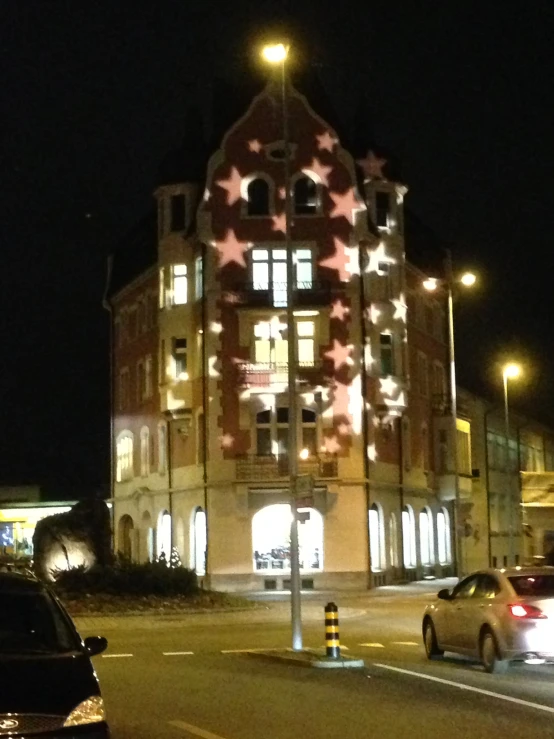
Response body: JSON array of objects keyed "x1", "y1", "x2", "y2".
[{"x1": 325, "y1": 602, "x2": 340, "y2": 659}]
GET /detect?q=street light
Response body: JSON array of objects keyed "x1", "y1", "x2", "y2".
[
  {"x1": 262, "y1": 42, "x2": 303, "y2": 651},
  {"x1": 503, "y1": 362, "x2": 521, "y2": 566},
  {"x1": 423, "y1": 258, "x2": 476, "y2": 577}
]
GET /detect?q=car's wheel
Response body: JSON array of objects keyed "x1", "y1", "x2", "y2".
[
  {"x1": 423, "y1": 619, "x2": 444, "y2": 659},
  {"x1": 480, "y1": 628, "x2": 509, "y2": 674}
]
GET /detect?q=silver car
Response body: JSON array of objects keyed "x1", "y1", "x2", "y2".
[{"x1": 422, "y1": 567, "x2": 554, "y2": 673}]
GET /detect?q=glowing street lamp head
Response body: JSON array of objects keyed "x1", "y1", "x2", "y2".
[
  {"x1": 503, "y1": 363, "x2": 521, "y2": 380},
  {"x1": 262, "y1": 44, "x2": 288, "y2": 64},
  {"x1": 460, "y1": 272, "x2": 477, "y2": 287},
  {"x1": 422, "y1": 277, "x2": 439, "y2": 292},
  {"x1": 299, "y1": 448, "x2": 310, "y2": 460}
]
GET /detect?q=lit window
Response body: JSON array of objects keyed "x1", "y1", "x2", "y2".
[
  {"x1": 402, "y1": 505, "x2": 416, "y2": 568},
  {"x1": 437, "y1": 508, "x2": 451, "y2": 564},
  {"x1": 420, "y1": 508, "x2": 435, "y2": 566},
  {"x1": 191, "y1": 508, "x2": 207, "y2": 575},
  {"x1": 116, "y1": 432, "x2": 134, "y2": 482},
  {"x1": 369, "y1": 503, "x2": 385, "y2": 571},
  {"x1": 140, "y1": 427, "x2": 150, "y2": 477},
  {"x1": 296, "y1": 249, "x2": 313, "y2": 288},
  {"x1": 251, "y1": 248, "x2": 313, "y2": 306},
  {"x1": 247, "y1": 178, "x2": 270, "y2": 216},
  {"x1": 297, "y1": 321, "x2": 315, "y2": 366},
  {"x1": 254, "y1": 321, "x2": 287, "y2": 369},
  {"x1": 170, "y1": 195, "x2": 186, "y2": 232},
  {"x1": 172, "y1": 264, "x2": 188, "y2": 305},
  {"x1": 252, "y1": 503, "x2": 323, "y2": 573},
  {"x1": 380, "y1": 333, "x2": 394, "y2": 375},
  {"x1": 195, "y1": 256, "x2": 203, "y2": 299},
  {"x1": 159, "y1": 268, "x2": 166, "y2": 309},
  {"x1": 389, "y1": 513, "x2": 399, "y2": 568},
  {"x1": 173, "y1": 338, "x2": 188, "y2": 379},
  {"x1": 301, "y1": 408, "x2": 317, "y2": 456},
  {"x1": 293, "y1": 176, "x2": 318, "y2": 215},
  {"x1": 457, "y1": 420, "x2": 471, "y2": 475}
]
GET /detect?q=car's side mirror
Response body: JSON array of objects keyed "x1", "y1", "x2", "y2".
[
  {"x1": 437, "y1": 589, "x2": 452, "y2": 601},
  {"x1": 84, "y1": 635, "x2": 108, "y2": 657}
]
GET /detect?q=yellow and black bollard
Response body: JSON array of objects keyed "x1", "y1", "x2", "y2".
[{"x1": 325, "y1": 602, "x2": 340, "y2": 659}]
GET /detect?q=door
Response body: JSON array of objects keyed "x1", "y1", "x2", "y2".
[
  {"x1": 445, "y1": 574, "x2": 481, "y2": 650},
  {"x1": 458, "y1": 574, "x2": 502, "y2": 653}
]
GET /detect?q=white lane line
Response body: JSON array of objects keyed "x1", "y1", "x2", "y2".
[
  {"x1": 169, "y1": 719, "x2": 228, "y2": 739},
  {"x1": 359, "y1": 643, "x2": 385, "y2": 648},
  {"x1": 221, "y1": 647, "x2": 284, "y2": 654},
  {"x1": 392, "y1": 641, "x2": 419, "y2": 646},
  {"x1": 374, "y1": 663, "x2": 554, "y2": 715},
  {"x1": 163, "y1": 651, "x2": 194, "y2": 656},
  {"x1": 102, "y1": 653, "x2": 134, "y2": 658}
]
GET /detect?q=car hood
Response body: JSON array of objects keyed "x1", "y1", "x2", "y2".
[{"x1": 0, "y1": 651, "x2": 100, "y2": 716}]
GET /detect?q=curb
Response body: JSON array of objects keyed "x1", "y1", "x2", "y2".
[{"x1": 246, "y1": 648, "x2": 365, "y2": 669}]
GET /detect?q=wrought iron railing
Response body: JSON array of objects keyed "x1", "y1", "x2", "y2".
[
  {"x1": 235, "y1": 453, "x2": 338, "y2": 480},
  {"x1": 229, "y1": 280, "x2": 332, "y2": 308},
  {"x1": 236, "y1": 360, "x2": 326, "y2": 387}
]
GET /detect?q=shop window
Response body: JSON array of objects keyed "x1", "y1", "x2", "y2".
[
  {"x1": 369, "y1": 503, "x2": 385, "y2": 571},
  {"x1": 437, "y1": 507, "x2": 451, "y2": 564},
  {"x1": 420, "y1": 507, "x2": 435, "y2": 566},
  {"x1": 252, "y1": 504, "x2": 323, "y2": 573},
  {"x1": 402, "y1": 505, "x2": 416, "y2": 568}
]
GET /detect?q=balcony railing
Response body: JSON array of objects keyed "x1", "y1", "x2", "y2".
[
  {"x1": 235, "y1": 453, "x2": 338, "y2": 480},
  {"x1": 236, "y1": 361, "x2": 328, "y2": 388},
  {"x1": 230, "y1": 281, "x2": 332, "y2": 308}
]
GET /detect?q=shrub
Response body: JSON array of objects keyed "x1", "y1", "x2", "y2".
[{"x1": 51, "y1": 560, "x2": 198, "y2": 597}]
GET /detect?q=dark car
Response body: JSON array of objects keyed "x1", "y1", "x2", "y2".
[{"x1": 0, "y1": 571, "x2": 109, "y2": 737}]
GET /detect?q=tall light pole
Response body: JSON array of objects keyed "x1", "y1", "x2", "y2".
[
  {"x1": 503, "y1": 362, "x2": 521, "y2": 566},
  {"x1": 423, "y1": 255, "x2": 476, "y2": 578},
  {"x1": 262, "y1": 43, "x2": 302, "y2": 650}
]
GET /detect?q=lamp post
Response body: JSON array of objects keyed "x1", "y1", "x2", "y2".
[
  {"x1": 423, "y1": 254, "x2": 476, "y2": 577},
  {"x1": 262, "y1": 43, "x2": 303, "y2": 651},
  {"x1": 503, "y1": 362, "x2": 521, "y2": 566}
]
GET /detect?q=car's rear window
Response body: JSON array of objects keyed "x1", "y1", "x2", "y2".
[
  {"x1": 509, "y1": 575, "x2": 554, "y2": 597},
  {"x1": 0, "y1": 591, "x2": 77, "y2": 654}
]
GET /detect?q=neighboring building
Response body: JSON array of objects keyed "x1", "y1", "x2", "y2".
[{"x1": 108, "y1": 75, "x2": 553, "y2": 591}]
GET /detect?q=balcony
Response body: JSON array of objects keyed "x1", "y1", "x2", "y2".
[
  {"x1": 230, "y1": 281, "x2": 332, "y2": 309},
  {"x1": 235, "y1": 453, "x2": 338, "y2": 481},
  {"x1": 237, "y1": 361, "x2": 329, "y2": 388}
]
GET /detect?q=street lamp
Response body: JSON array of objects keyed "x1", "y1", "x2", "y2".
[
  {"x1": 423, "y1": 257, "x2": 476, "y2": 577},
  {"x1": 262, "y1": 42, "x2": 303, "y2": 651},
  {"x1": 503, "y1": 362, "x2": 521, "y2": 566}
]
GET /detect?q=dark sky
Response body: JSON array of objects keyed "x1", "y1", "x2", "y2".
[{"x1": 1, "y1": 1, "x2": 553, "y2": 497}]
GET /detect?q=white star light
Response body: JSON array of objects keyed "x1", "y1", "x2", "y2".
[
  {"x1": 368, "y1": 306, "x2": 381, "y2": 324},
  {"x1": 366, "y1": 242, "x2": 396, "y2": 274},
  {"x1": 379, "y1": 376, "x2": 398, "y2": 397},
  {"x1": 316, "y1": 131, "x2": 338, "y2": 152},
  {"x1": 348, "y1": 374, "x2": 363, "y2": 435},
  {"x1": 367, "y1": 444, "x2": 377, "y2": 462},
  {"x1": 392, "y1": 298, "x2": 407, "y2": 322},
  {"x1": 215, "y1": 166, "x2": 243, "y2": 205}
]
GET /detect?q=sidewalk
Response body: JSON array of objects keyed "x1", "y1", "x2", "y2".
[{"x1": 73, "y1": 578, "x2": 455, "y2": 633}]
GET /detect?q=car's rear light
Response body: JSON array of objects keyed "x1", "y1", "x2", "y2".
[{"x1": 509, "y1": 604, "x2": 547, "y2": 619}]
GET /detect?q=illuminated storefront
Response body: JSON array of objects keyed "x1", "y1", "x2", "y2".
[
  {"x1": 252, "y1": 504, "x2": 323, "y2": 573},
  {"x1": 0, "y1": 503, "x2": 74, "y2": 558}
]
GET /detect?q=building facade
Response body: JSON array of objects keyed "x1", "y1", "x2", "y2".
[{"x1": 110, "y1": 78, "x2": 551, "y2": 591}]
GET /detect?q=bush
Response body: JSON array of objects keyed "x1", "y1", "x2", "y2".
[{"x1": 51, "y1": 560, "x2": 198, "y2": 597}]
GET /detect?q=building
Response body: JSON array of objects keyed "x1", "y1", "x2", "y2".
[{"x1": 109, "y1": 75, "x2": 550, "y2": 591}]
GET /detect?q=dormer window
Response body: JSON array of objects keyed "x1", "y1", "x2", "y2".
[
  {"x1": 293, "y1": 176, "x2": 318, "y2": 215},
  {"x1": 170, "y1": 195, "x2": 186, "y2": 232},
  {"x1": 246, "y1": 178, "x2": 270, "y2": 216}
]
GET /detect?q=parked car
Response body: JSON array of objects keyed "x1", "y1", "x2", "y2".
[
  {"x1": 0, "y1": 570, "x2": 110, "y2": 737},
  {"x1": 422, "y1": 566, "x2": 554, "y2": 673}
]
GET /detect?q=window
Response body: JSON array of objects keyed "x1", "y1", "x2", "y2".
[
  {"x1": 254, "y1": 320, "x2": 288, "y2": 369},
  {"x1": 170, "y1": 194, "x2": 186, "y2": 231},
  {"x1": 256, "y1": 410, "x2": 272, "y2": 456},
  {"x1": 297, "y1": 321, "x2": 315, "y2": 366},
  {"x1": 375, "y1": 191, "x2": 390, "y2": 228},
  {"x1": 158, "y1": 424, "x2": 167, "y2": 474},
  {"x1": 402, "y1": 505, "x2": 416, "y2": 568},
  {"x1": 172, "y1": 264, "x2": 188, "y2": 305},
  {"x1": 369, "y1": 503, "x2": 385, "y2": 571},
  {"x1": 389, "y1": 513, "x2": 399, "y2": 568},
  {"x1": 437, "y1": 507, "x2": 451, "y2": 564},
  {"x1": 296, "y1": 249, "x2": 313, "y2": 289},
  {"x1": 452, "y1": 575, "x2": 479, "y2": 599},
  {"x1": 380, "y1": 333, "x2": 394, "y2": 375},
  {"x1": 246, "y1": 178, "x2": 270, "y2": 216},
  {"x1": 252, "y1": 504, "x2": 323, "y2": 573},
  {"x1": 116, "y1": 432, "x2": 134, "y2": 482},
  {"x1": 419, "y1": 508, "x2": 435, "y2": 566},
  {"x1": 173, "y1": 338, "x2": 188, "y2": 379},
  {"x1": 255, "y1": 405, "x2": 318, "y2": 458},
  {"x1": 191, "y1": 508, "x2": 207, "y2": 575},
  {"x1": 251, "y1": 248, "x2": 313, "y2": 305},
  {"x1": 140, "y1": 427, "x2": 150, "y2": 477},
  {"x1": 195, "y1": 256, "x2": 203, "y2": 299},
  {"x1": 159, "y1": 268, "x2": 166, "y2": 309},
  {"x1": 293, "y1": 176, "x2": 318, "y2": 215},
  {"x1": 144, "y1": 355, "x2": 153, "y2": 398},
  {"x1": 476, "y1": 574, "x2": 500, "y2": 599},
  {"x1": 418, "y1": 352, "x2": 429, "y2": 397},
  {"x1": 402, "y1": 417, "x2": 411, "y2": 471},
  {"x1": 301, "y1": 408, "x2": 317, "y2": 456},
  {"x1": 457, "y1": 420, "x2": 471, "y2": 475}
]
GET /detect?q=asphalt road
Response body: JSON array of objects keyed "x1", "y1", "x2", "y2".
[{"x1": 81, "y1": 588, "x2": 554, "y2": 738}]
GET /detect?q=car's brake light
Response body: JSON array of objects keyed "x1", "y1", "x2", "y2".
[{"x1": 509, "y1": 604, "x2": 547, "y2": 619}]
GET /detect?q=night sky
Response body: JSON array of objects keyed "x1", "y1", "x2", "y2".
[{"x1": 1, "y1": 1, "x2": 553, "y2": 498}]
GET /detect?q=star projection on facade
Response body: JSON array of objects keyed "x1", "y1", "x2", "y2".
[
  {"x1": 330, "y1": 299, "x2": 350, "y2": 322},
  {"x1": 271, "y1": 212, "x2": 287, "y2": 234},
  {"x1": 214, "y1": 230, "x2": 251, "y2": 268},
  {"x1": 367, "y1": 305, "x2": 381, "y2": 325},
  {"x1": 356, "y1": 150, "x2": 387, "y2": 181},
  {"x1": 379, "y1": 376, "x2": 398, "y2": 397},
  {"x1": 367, "y1": 443, "x2": 377, "y2": 462},
  {"x1": 325, "y1": 340, "x2": 353, "y2": 371},
  {"x1": 278, "y1": 187, "x2": 286, "y2": 200},
  {"x1": 392, "y1": 298, "x2": 407, "y2": 322},
  {"x1": 316, "y1": 131, "x2": 338, "y2": 152},
  {"x1": 319, "y1": 237, "x2": 357, "y2": 282},
  {"x1": 323, "y1": 435, "x2": 341, "y2": 454},
  {"x1": 248, "y1": 139, "x2": 263, "y2": 153},
  {"x1": 366, "y1": 241, "x2": 396, "y2": 274},
  {"x1": 219, "y1": 434, "x2": 234, "y2": 449},
  {"x1": 331, "y1": 381, "x2": 351, "y2": 422},
  {"x1": 330, "y1": 188, "x2": 363, "y2": 225},
  {"x1": 337, "y1": 422, "x2": 350, "y2": 436},
  {"x1": 304, "y1": 158, "x2": 332, "y2": 187},
  {"x1": 215, "y1": 166, "x2": 243, "y2": 205}
]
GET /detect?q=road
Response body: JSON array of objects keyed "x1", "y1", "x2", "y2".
[{"x1": 77, "y1": 585, "x2": 554, "y2": 738}]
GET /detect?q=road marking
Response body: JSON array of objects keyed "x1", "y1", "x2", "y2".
[
  {"x1": 169, "y1": 719, "x2": 228, "y2": 738},
  {"x1": 163, "y1": 651, "x2": 194, "y2": 656},
  {"x1": 359, "y1": 643, "x2": 385, "y2": 648},
  {"x1": 374, "y1": 663, "x2": 554, "y2": 715},
  {"x1": 392, "y1": 641, "x2": 419, "y2": 646},
  {"x1": 102, "y1": 653, "x2": 133, "y2": 658},
  {"x1": 221, "y1": 647, "x2": 284, "y2": 654}
]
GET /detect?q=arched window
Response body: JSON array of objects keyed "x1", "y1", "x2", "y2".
[
  {"x1": 437, "y1": 507, "x2": 452, "y2": 565},
  {"x1": 402, "y1": 505, "x2": 416, "y2": 568},
  {"x1": 389, "y1": 513, "x2": 399, "y2": 568},
  {"x1": 141, "y1": 511, "x2": 154, "y2": 563},
  {"x1": 157, "y1": 510, "x2": 171, "y2": 559},
  {"x1": 140, "y1": 426, "x2": 150, "y2": 477},
  {"x1": 419, "y1": 507, "x2": 435, "y2": 566},
  {"x1": 191, "y1": 507, "x2": 207, "y2": 576},
  {"x1": 301, "y1": 408, "x2": 317, "y2": 457},
  {"x1": 116, "y1": 431, "x2": 134, "y2": 482},
  {"x1": 369, "y1": 503, "x2": 385, "y2": 571},
  {"x1": 118, "y1": 514, "x2": 134, "y2": 560},
  {"x1": 293, "y1": 175, "x2": 318, "y2": 214},
  {"x1": 247, "y1": 178, "x2": 270, "y2": 216},
  {"x1": 252, "y1": 503, "x2": 323, "y2": 572}
]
